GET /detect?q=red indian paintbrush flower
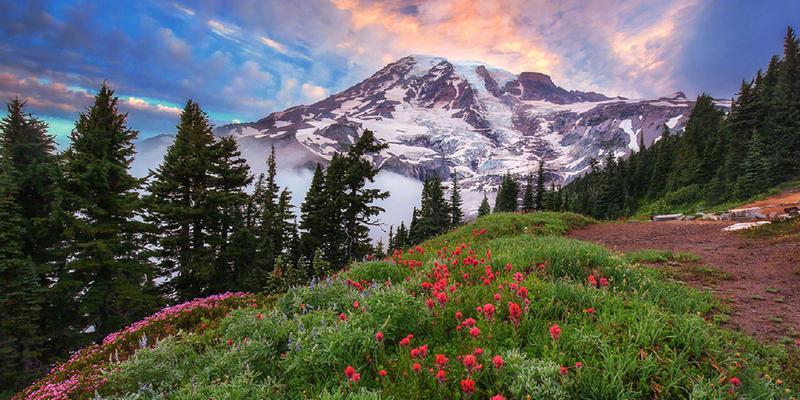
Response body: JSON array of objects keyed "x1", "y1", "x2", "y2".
[
  {"x1": 508, "y1": 302, "x2": 522, "y2": 327},
  {"x1": 491, "y1": 395, "x2": 506, "y2": 400},
  {"x1": 435, "y1": 369, "x2": 446, "y2": 383},
  {"x1": 435, "y1": 353, "x2": 449, "y2": 367},
  {"x1": 460, "y1": 378, "x2": 476, "y2": 395},
  {"x1": 344, "y1": 365, "x2": 355, "y2": 379},
  {"x1": 463, "y1": 354, "x2": 477, "y2": 371},
  {"x1": 469, "y1": 327, "x2": 481, "y2": 338},
  {"x1": 379, "y1": 369, "x2": 387, "y2": 377},
  {"x1": 730, "y1": 377, "x2": 741, "y2": 386},
  {"x1": 375, "y1": 331, "x2": 384, "y2": 342},
  {"x1": 549, "y1": 324, "x2": 562, "y2": 341},
  {"x1": 492, "y1": 355, "x2": 504, "y2": 369},
  {"x1": 560, "y1": 365, "x2": 568, "y2": 376},
  {"x1": 412, "y1": 363, "x2": 421, "y2": 372},
  {"x1": 482, "y1": 303, "x2": 495, "y2": 319}
]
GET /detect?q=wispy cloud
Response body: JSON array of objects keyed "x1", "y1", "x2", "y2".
[{"x1": 0, "y1": 0, "x2": 795, "y2": 140}]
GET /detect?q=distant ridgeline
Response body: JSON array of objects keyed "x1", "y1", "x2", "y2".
[{"x1": 562, "y1": 26, "x2": 800, "y2": 220}]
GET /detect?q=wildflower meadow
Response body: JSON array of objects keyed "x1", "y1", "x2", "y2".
[{"x1": 17, "y1": 212, "x2": 800, "y2": 399}]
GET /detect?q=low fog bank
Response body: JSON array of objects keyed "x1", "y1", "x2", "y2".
[{"x1": 132, "y1": 137, "x2": 492, "y2": 244}]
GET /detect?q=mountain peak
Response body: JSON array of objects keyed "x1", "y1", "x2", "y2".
[
  {"x1": 518, "y1": 71, "x2": 557, "y2": 88},
  {"x1": 211, "y1": 54, "x2": 699, "y2": 197}
]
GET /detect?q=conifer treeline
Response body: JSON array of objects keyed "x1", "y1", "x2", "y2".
[
  {"x1": 387, "y1": 161, "x2": 561, "y2": 252},
  {"x1": 387, "y1": 174, "x2": 464, "y2": 252},
  {"x1": 0, "y1": 87, "x2": 387, "y2": 391},
  {"x1": 562, "y1": 27, "x2": 800, "y2": 219}
]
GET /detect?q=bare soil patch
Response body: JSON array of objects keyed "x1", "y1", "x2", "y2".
[
  {"x1": 568, "y1": 220, "x2": 800, "y2": 342},
  {"x1": 739, "y1": 190, "x2": 800, "y2": 216}
]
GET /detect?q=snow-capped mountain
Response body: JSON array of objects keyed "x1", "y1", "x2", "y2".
[
  {"x1": 207, "y1": 55, "x2": 725, "y2": 191},
  {"x1": 135, "y1": 54, "x2": 730, "y2": 220}
]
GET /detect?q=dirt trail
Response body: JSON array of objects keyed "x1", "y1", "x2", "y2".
[
  {"x1": 567, "y1": 220, "x2": 800, "y2": 342},
  {"x1": 738, "y1": 190, "x2": 800, "y2": 216}
]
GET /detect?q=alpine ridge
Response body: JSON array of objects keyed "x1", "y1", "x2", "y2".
[{"x1": 137, "y1": 55, "x2": 729, "y2": 194}]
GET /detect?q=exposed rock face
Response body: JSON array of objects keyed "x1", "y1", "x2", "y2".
[{"x1": 137, "y1": 55, "x2": 731, "y2": 193}]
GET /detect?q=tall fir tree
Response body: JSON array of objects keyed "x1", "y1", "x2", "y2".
[
  {"x1": 647, "y1": 125, "x2": 674, "y2": 199},
  {"x1": 521, "y1": 172, "x2": 535, "y2": 212},
  {"x1": 450, "y1": 173, "x2": 464, "y2": 226},
  {"x1": 477, "y1": 193, "x2": 491, "y2": 217},
  {"x1": 387, "y1": 225, "x2": 395, "y2": 253},
  {"x1": 59, "y1": 83, "x2": 157, "y2": 342},
  {"x1": 0, "y1": 98, "x2": 60, "y2": 279},
  {"x1": 209, "y1": 136, "x2": 252, "y2": 293},
  {"x1": 494, "y1": 172, "x2": 519, "y2": 212},
  {"x1": 252, "y1": 146, "x2": 282, "y2": 282},
  {"x1": 415, "y1": 175, "x2": 451, "y2": 241},
  {"x1": 147, "y1": 100, "x2": 220, "y2": 300},
  {"x1": 319, "y1": 153, "x2": 349, "y2": 268},
  {"x1": 342, "y1": 130, "x2": 389, "y2": 261},
  {"x1": 299, "y1": 163, "x2": 326, "y2": 261},
  {"x1": 311, "y1": 248, "x2": 332, "y2": 279},
  {"x1": 735, "y1": 129, "x2": 775, "y2": 199},
  {"x1": 394, "y1": 222, "x2": 409, "y2": 251},
  {"x1": 0, "y1": 159, "x2": 43, "y2": 390},
  {"x1": 535, "y1": 160, "x2": 546, "y2": 210},
  {"x1": 0, "y1": 98, "x2": 60, "y2": 380}
]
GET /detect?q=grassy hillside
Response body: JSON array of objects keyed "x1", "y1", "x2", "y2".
[{"x1": 17, "y1": 212, "x2": 799, "y2": 399}]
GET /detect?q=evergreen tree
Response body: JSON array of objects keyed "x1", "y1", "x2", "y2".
[
  {"x1": 0, "y1": 98, "x2": 59, "y2": 381},
  {"x1": 394, "y1": 222, "x2": 408, "y2": 251},
  {"x1": 299, "y1": 163, "x2": 326, "y2": 260},
  {"x1": 282, "y1": 255, "x2": 307, "y2": 288},
  {"x1": 0, "y1": 160, "x2": 43, "y2": 390},
  {"x1": 772, "y1": 27, "x2": 800, "y2": 179},
  {"x1": 647, "y1": 125, "x2": 674, "y2": 199},
  {"x1": 494, "y1": 172, "x2": 519, "y2": 212},
  {"x1": 0, "y1": 98, "x2": 60, "y2": 277},
  {"x1": 477, "y1": 193, "x2": 491, "y2": 217},
  {"x1": 59, "y1": 83, "x2": 157, "y2": 342},
  {"x1": 216, "y1": 206, "x2": 258, "y2": 292},
  {"x1": 387, "y1": 225, "x2": 395, "y2": 253},
  {"x1": 374, "y1": 238, "x2": 386, "y2": 259},
  {"x1": 449, "y1": 173, "x2": 464, "y2": 226},
  {"x1": 146, "y1": 100, "x2": 227, "y2": 300},
  {"x1": 209, "y1": 136, "x2": 253, "y2": 293},
  {"x1": 319, "y1": 153, "x2": 348, "y2": 267},
  {"x1": 276, "y1": 189, "x2": 298, "y2": 258},
  {"x1": 311, "y1": 248, "x2": 332, "y2": 279},
  {"x1": 408, "y1": 207, "x2": 421, "y2": 244},
  {"x1": 252, "y1": 147, "x2": 282, "y2": 280},
  {"x1": 535, "y1": 160, "x2": 546, "y2": 210},
  {"x1": 342, "y1": 130, "x2": 389, "y2": 261},
  {"x1": 735, "y1": 129, "x2": 774, "y2": 199},
  {"x1": 415, "y1": 175, "x2": 451, "y2": 241},
  {"x1": 263, "y1": 258, "x2": 286, "y2": 294},
  {"x1": 521, "y1": 172, "x2": 535, "y2": 212}
]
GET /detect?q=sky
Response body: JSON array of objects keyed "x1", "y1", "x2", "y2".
[{"x1": 1, "y1": 0, "x2": 799, "y2": 143}]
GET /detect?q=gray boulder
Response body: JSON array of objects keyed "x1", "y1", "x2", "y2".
[{"x1": 652, "y1": 214, "x2": 685, "y2": 222}]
